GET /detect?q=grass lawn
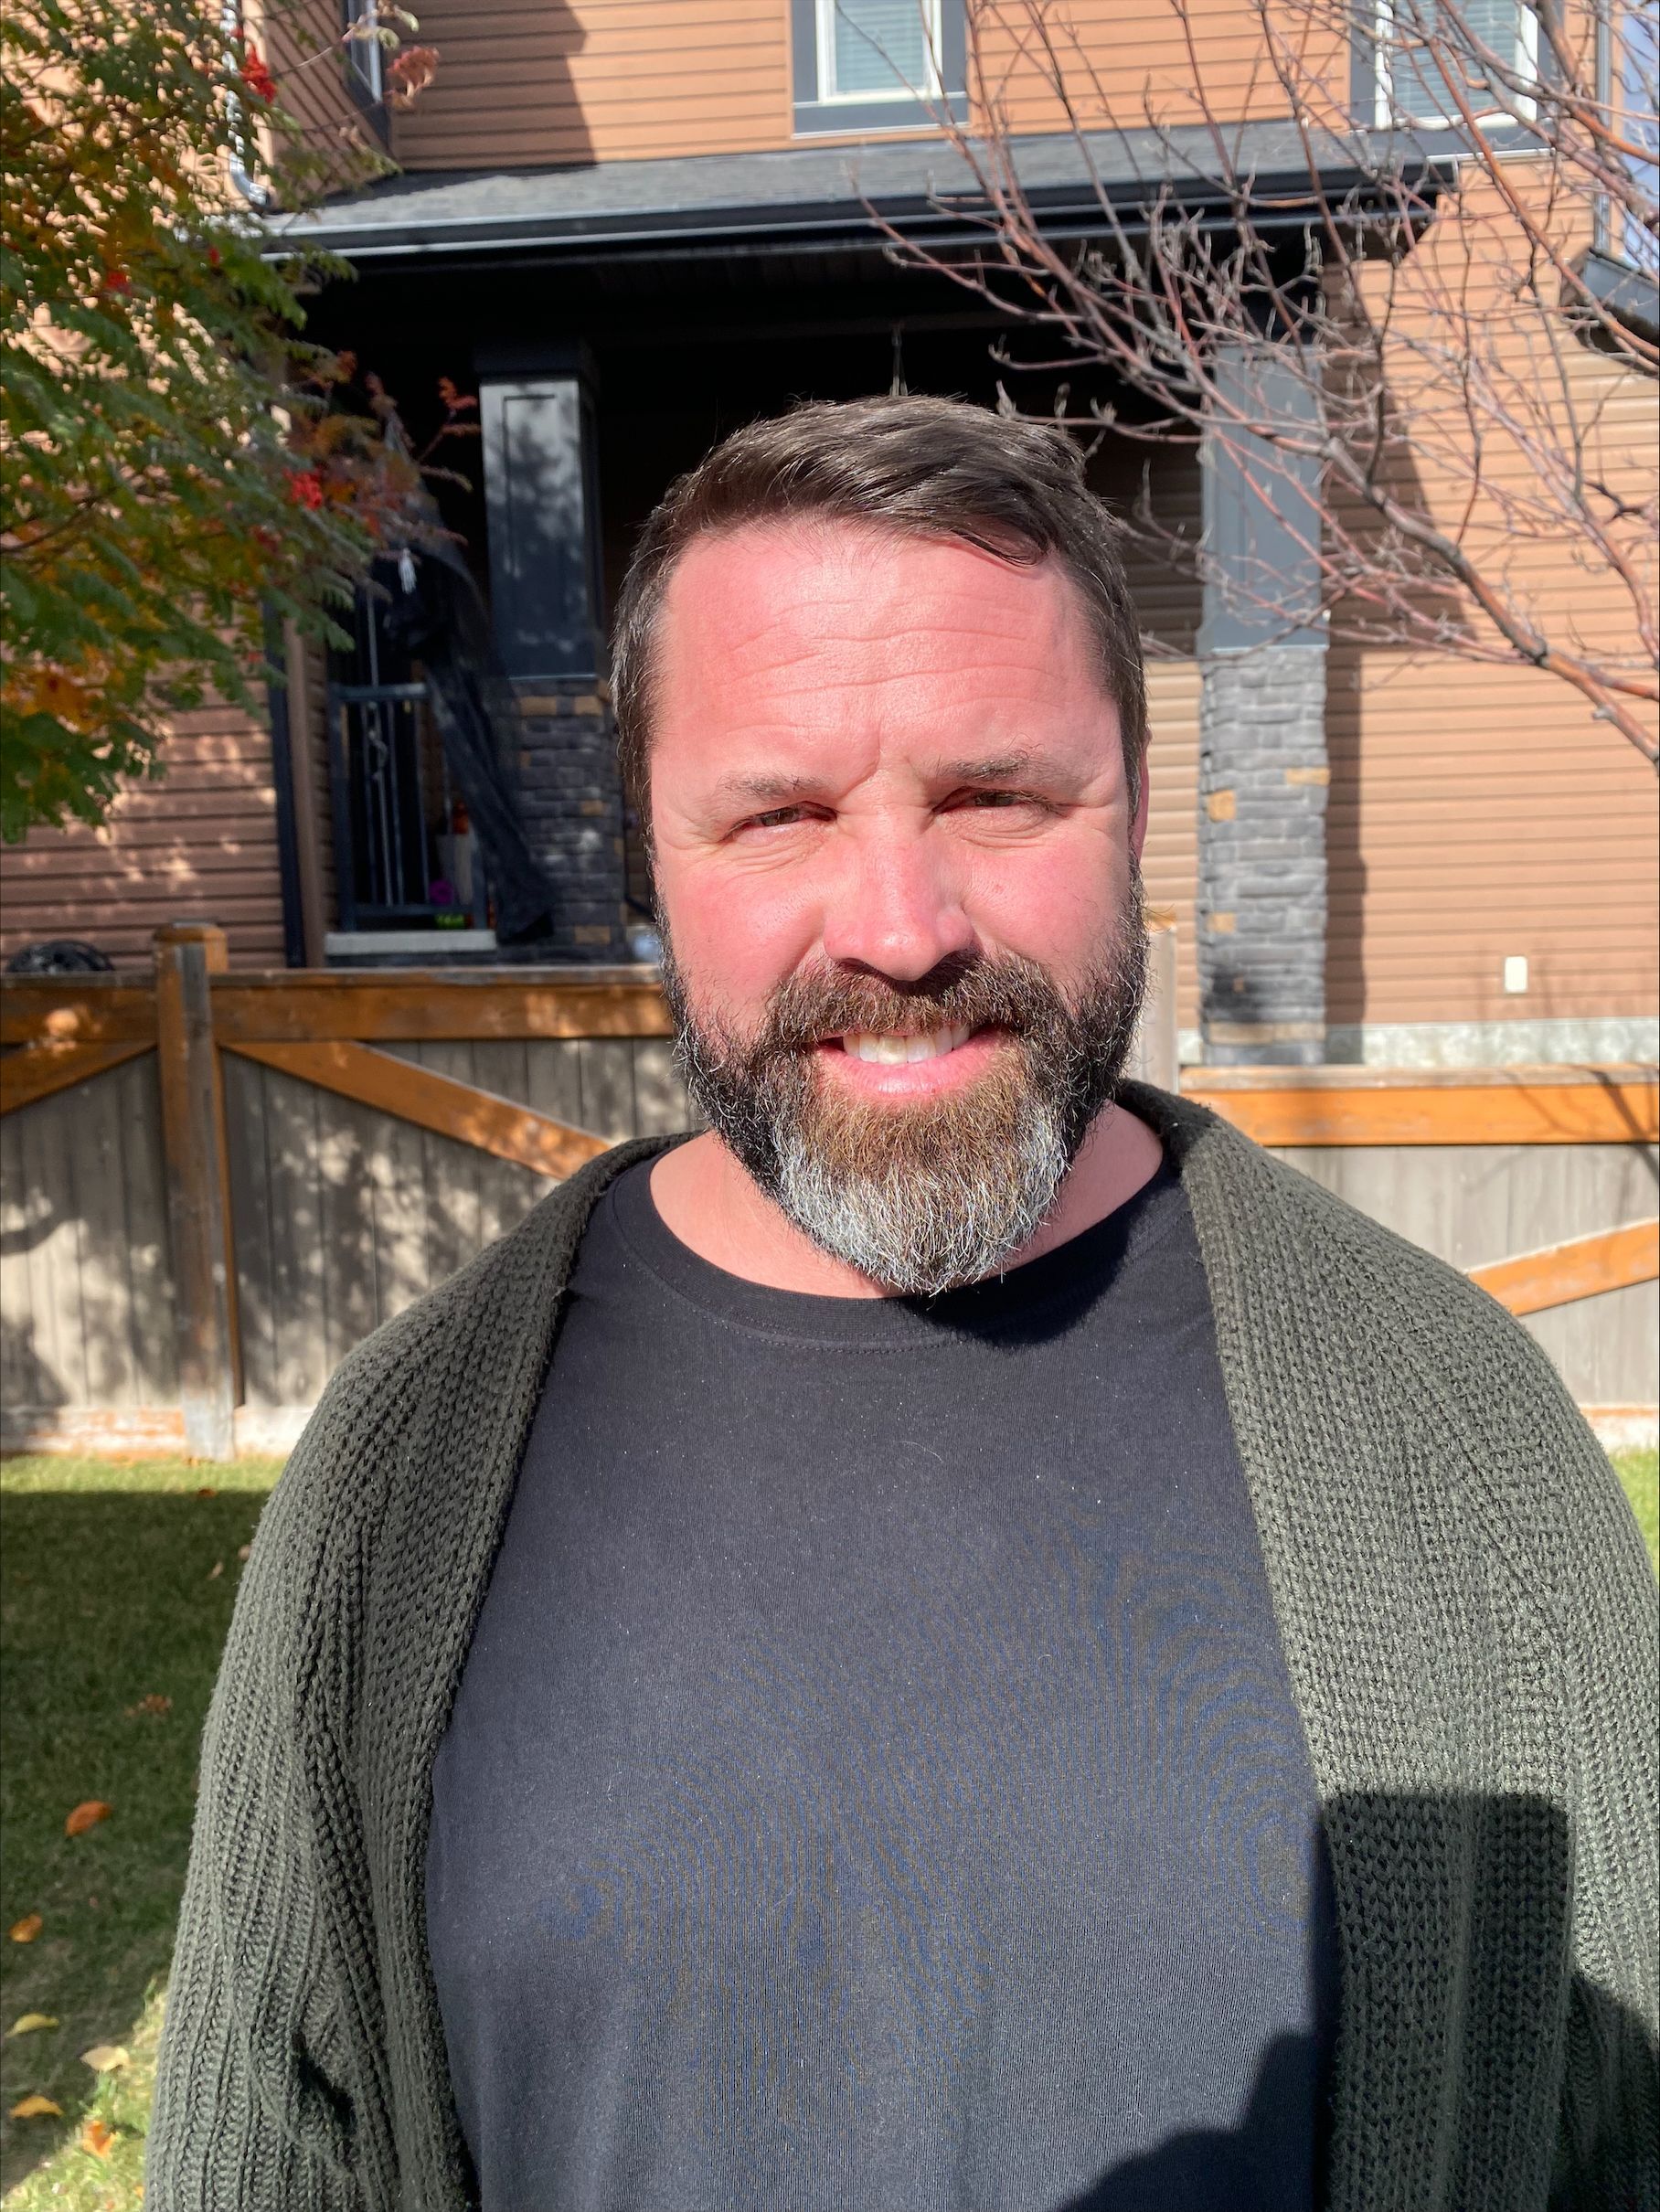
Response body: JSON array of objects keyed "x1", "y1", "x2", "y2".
[
  {"x1": 2, "y1": 1442, "x2": 1656, "y2": 2205},
  {"x1": 0, "y1": 1456, "x2": 282, "y2": 2202}
]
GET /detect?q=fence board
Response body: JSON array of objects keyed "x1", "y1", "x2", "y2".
[
  {"x1": 114, "y1": 1053, "x2": 176, "y2": 1402},
  {"x1": 0, "y1": 1109, "x2": 54, "y2": 1411},
  {"x1": 1, "y1": 955, "x2": 1652, "y2": 1439},
  {"x1": 229, "y1": 1038, "x2": 609, "y2": 1182},
  {"x1": 367, "y1": 1087, "x2": 431, "y2": 1329},
  {"x1": 318, "y1": 1091, "x2": 378, "y2": 1378},
  {"x1": 211, "y1": 973, "x2": 673, "y2": 1044},
  {"x1": 16, "y1": 1070, "x2": 88, "y2": 1408},
  {"x1": 1190, "y1": 1073, "x2": 1658, "y2": 1146},
  {"x1": 632, "y1": 1038, "x2": 689, "y2": 1137},
  {"x1": 261, "y1": 1061, "x2": 331, "y2": 1409},
  {"x1": 0, "y1": 984, "x2": 157, "y2": 1047},
  {"x1": 1470, "y1": 1221, "x2": 1659, "y2": 1316},
  {"x1": 578, "y1": 1039, "x2": 637, "y2": 1145},
  {"x1": 224, "y1": 1054, "x2": 278, "y2": 1411},
  {"x1": 524, "y1": 1037, "x2": 587, "y2": 1131},
  {"x1": 68, "y1": 1063, "x2": 139, "y2": 1406},
  {"x1": 0, "y1": 1040, "x2": 152, "y2": 1116}
]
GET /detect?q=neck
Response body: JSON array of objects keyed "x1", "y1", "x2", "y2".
[{"x1": 647, "y1": 1101, "x2": 1165, "y2": 1298}]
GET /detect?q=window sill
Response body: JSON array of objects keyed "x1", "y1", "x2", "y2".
[
  {"x1": 793, "y1": 90, "x2": 967, "y2": 137},
  {"x1": 1579, "y1": 247, "x2": 1659, "y2": 345}
]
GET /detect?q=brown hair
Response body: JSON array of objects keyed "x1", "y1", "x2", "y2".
[{"x1": 611, "y1": 395, "x2": 1148, "y2": 820}]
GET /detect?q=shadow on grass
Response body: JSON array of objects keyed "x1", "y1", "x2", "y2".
[{"x1": 0, "y1": 1473, "x2": 277, "y2": 2192}]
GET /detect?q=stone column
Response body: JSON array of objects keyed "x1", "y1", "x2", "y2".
[
  {"x1": 478, "y1": 346, "x2": 627, "y2": 960},
  {"x1": 1197, "y1": 345, "x2": 1330, "y2": 1066}
]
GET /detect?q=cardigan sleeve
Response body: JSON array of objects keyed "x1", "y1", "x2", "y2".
[
  {"x1": 144, "y1": 1433, "x2": 369, "y2": 2211},
  {"x1": 1528, "y1": 1368, "x2": 1660, "y2": 2212}
]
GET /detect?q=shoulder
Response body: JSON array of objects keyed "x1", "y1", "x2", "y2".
[
  {"x1": 249, "y1": 1137, "x2": 670, "y2": 1599},
  {"x1": 1134, "y1": 1084, "x2": 1642, "y2": 1600}
]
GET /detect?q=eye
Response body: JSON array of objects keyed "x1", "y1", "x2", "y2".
[
  {"x1": 946, "y1": 788, "x2": 1056, "y2": 815},
  {"x1": 728, "y1": 802, "x2": 830, "y2": 839}
]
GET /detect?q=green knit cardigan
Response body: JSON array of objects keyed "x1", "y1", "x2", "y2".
[{"x1": 146, "y1": 1087, "x2": 1659, "y2": 2210}]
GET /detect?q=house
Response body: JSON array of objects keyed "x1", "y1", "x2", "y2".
[{"x1": 1, "y1": 0, "x2": 1655, "y2": 1075}]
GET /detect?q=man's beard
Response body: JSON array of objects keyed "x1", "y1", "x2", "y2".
[{"x1": 659, "y1": 891, "x2": 1148, "y2": 1299}]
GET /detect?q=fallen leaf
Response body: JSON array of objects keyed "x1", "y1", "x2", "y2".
[
  {"x1": 124, "y1": 1693, "x2": 171, "y2": 1718},
  {"x1": 8, "y1": 1913, "x2": 42, "y2": 1943},
  {"x1": 196, "y1": 1484, "x2": 218, "y2": 1498},
  {"x1": 207, "y1": 1559, "x2": 223, "y2": 1580},
  {"x1": 80, "y1": 2043, "x2": 128, "y2": 2073},
  {"x1": 238, "y1": 1543, "x2": 251, "y2": 1560},
  {"x1": 5, "y1": 2014, "x2": 59, "y2": 2037},
  {"x1": 65, "y1": 1799, "x2": 112, "y2": 1837},
  {"x1": 8, "y1": 2094, "x2": 62, "y2": 2119},
  {"x1": 81, "y1": 2117, "x2": 116, "y2": 2157}
]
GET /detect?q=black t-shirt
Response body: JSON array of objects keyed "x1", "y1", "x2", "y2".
[{"x1": 427, "y1": 1156, "x2": 1335, "y2": 2210}]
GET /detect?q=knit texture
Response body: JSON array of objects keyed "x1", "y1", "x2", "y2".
[{"x1": 145, "y1": 1090, "x2": 1659, "y2": 2211}]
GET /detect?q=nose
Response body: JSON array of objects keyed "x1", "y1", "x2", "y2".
[{"x1": 818, "y1": 820, "x2": 977, "y2": 983}]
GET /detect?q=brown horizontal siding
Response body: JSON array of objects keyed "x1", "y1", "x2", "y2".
[
  {"x1": 1325, "y1": 645, "x2": 1659, "y2": 1030},
  {"x1": 254, "y1": 0, "x2": 379, "y2": 186},
  {"x1": 390, "y1": 0, "x2": 1318, "y2": 170},
  {"x1": 391, "y1": 0, "x2": 792, "y2": 168},
  {"x1": 0, "y1": 705, "x2": 287, "y2": 973},
  {"x1": 974, "y1": 0, "x2": 1335, "y2": 132},
  {"x1": 1318, "y1": 157, "x2": 1657, "y2": 1038},
  {"x1": 1141, "y1": 658, "x2": 1201, "y2": 1035}
]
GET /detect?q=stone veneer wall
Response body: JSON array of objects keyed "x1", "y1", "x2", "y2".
[
  {"x1": 1197, "y1": 643, "x2": 1330, "y2": 1066},
  {"x1": 515, "y1": 683, "x2": 629, "y2": 959}
]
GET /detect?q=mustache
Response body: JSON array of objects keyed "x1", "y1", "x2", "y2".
[{"x1": 755, "y1": 953, "x2": 1076, "y2": 1055}]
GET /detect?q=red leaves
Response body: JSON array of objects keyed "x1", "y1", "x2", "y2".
[
  {"x1": 286, "y1": 470, "x2": 325, "y2": 511},
  {"x1": 386, "y1": 43, "x2": 439, "y2": 106},
  {"x1": 241, "y1": 47, "x2": 276, "y2": 103}
]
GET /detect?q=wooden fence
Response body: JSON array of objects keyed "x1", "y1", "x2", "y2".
[{"x1": 2, "y1": 923, "x2": 1655, "y2": 1459}]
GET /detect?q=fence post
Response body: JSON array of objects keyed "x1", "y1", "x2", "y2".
[
  {"x1": 154, "y1": 924, "x2": 241, "y2": 1461},
  {"x1": 1133, "y1": 920, "x2": 1181, "y2": 1092}
]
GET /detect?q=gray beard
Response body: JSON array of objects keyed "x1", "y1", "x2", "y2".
[
  {"x1": 661, "y1": 899, "x2": 1148, "y2": 1298},
  {"x1": 764, "y1": 1090, "x2": 1077, "y2": 1299}
]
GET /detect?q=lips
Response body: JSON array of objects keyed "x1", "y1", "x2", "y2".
[{"x1": 837, "y1": 1024, "x2": 975, "y2": 1065}]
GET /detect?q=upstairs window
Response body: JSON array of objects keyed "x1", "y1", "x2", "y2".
[
  {"x1": 820, "y1": 0, "x2": 940, "y2": 102},
  {"x1": 793, "y1": 0, "x2": 966, "y2": 133},
  {"x1": 1615, "y1": 0, "x2": 1657, "y2": 273},
  {"x1": 1371, "y1": 0, "x2": 1537, "y2": 125},
  {"x1": 345, "y1": 0, "x2": 384, "y2": 105}
]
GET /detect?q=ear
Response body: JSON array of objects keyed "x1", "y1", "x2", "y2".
[{"x1": 1129, "y1": 756, "x2": 1151, "y2": 867}]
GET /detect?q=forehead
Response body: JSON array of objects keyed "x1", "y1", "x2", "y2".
[{"x1": 652, "y1": 519, "x2": 1108, "y2": 735}]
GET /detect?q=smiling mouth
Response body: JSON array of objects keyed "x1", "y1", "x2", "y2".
[{"x1": 836, "y1": 1024, "x2": 975, "y2": 1065}]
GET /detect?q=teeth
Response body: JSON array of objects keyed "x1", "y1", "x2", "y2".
[{"x1": 842, "y1": 1025, "x2": 972, "y2": 1065}]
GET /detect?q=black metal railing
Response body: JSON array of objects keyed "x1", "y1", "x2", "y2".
[{"x1": 327, "y1": 680, "x2": 490, "y2": 934}]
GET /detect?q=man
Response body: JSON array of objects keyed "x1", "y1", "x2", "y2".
[{"x1": 149, "y1": 398, "x2": 1656, "y2": 2210}]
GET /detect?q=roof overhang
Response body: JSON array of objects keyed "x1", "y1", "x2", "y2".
[{"x1": 265, "y1": 121, "x2": 1451, "y2": 275}]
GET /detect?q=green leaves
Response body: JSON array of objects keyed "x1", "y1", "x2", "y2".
[{"x1": 0, "y1": 0, "x2": 399, "y2": 839}]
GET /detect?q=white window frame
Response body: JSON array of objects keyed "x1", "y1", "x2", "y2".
[
  {"x1": 346, "y1": 0, "x2": 384, "y2": 103},
  {"x1": 814, "y1": 0, "x2": 943, "y2": 107},
  {"x1": 1373, "y1": 0, "x2": 1538, "y2": 127}
]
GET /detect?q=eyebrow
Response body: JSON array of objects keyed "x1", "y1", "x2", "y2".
[
  {"x1": 709, "y1": 771, "x2": 824, "y2": 806},
  {"x1": 708, "y1": 750, "x2": 1059, "y2": 809},
  {"x1": 941, "y1": 751, "x2": 1038, "y2": 782}
]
